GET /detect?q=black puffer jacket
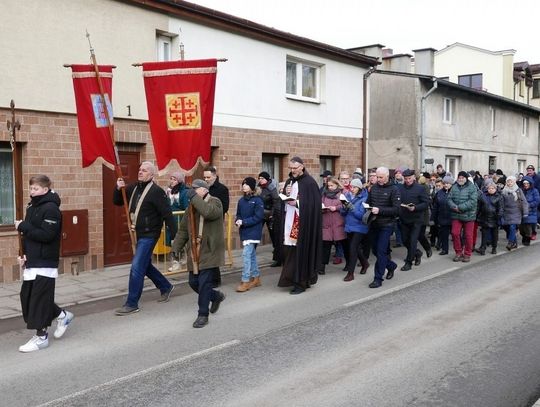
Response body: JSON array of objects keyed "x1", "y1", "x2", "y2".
[
  {"x1": 367, "y1": 182, "x2": 401, "y2": 228},
  {"x1": 17, "y1": 191, "x2": 62, "y2": 268},
  {"x1": 477, "y1": 191, "x2": 503, "y2": 228},
  {"x1": 209, "y1": 177, "x2": 230, "y2": 215}
]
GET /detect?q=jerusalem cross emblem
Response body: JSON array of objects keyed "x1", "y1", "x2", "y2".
[{"x1": 166, "y1": 93, "x2": 201, "y2": 130}]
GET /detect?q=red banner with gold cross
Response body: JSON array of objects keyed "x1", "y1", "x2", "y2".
[
  {"x1": 142, "y1": 59, "x2": 217, "y2": 173},
  {"x1": 70, "y1": 64, "x2": 116, "y2": 168}
]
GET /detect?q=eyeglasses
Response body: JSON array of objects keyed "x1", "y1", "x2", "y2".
[{"x1": 340, "y1": 177, "x2": 350, "y2": 181}]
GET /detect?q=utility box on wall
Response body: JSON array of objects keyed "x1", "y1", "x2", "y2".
[{"x1": 60, "y1": 209, "x2": 89, "y2": 257}]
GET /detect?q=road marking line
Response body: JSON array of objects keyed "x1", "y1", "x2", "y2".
[
  {"x1": 37, "y1": 339, "x2": 241, "y2": 406},
  {"x1": 343, "y1": 267, "x2": 460, "y2": 308}
]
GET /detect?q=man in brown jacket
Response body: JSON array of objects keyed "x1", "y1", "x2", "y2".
[{"x1": 172, "y1": 179, "x2": 226, "y2": 328}]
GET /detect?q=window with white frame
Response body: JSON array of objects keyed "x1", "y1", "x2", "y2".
[
  {"x1": 517, "y1": 160, "x2": 526, "y2": 174},
  {"x1": 443, "y1": 97, "x2": 453, "y2": 124},
  {"x1": 0, "y1": 146, "x2": 15, "y2": 226},
  {"x1": 490, "y1": 107, "x2": 496, "y2": 132},
  {"x1": 522, "y1": 116, "x2": 529, "y2": 137},
  {"x1": 445, "y1": 155, "x2": 461, "y2": 178},
  {"x1": 156, "y1": 34, "x2": 173, "y2": 62},
  {"x1": 286, "y1": 57, "x2": 321, "y2": 102}
]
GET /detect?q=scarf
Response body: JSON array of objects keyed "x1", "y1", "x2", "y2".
[
  {"x1": 170, "y1": 182, "x2": 182, "y2": 195},
  {"x1": 502, "y1": 183, "x2": 518, "y2": 201},
  {"x1": 322, "y1": 187, "x2": 341, "y2": 199}
]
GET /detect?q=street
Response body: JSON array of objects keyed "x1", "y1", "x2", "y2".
[{"x1": 1, "y1": 246, "x2": 539, "y2": 407}]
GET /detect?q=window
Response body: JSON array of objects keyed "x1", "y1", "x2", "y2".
[
  {"x1": 156, "y1": 34, "x2": 172, "y2": 62},
  {"x1": 490, "y1": 107, "x2": 496, "y2": 132},
  {"x1": 319, "y1": 156, "x2": 335, "y2": 186},
  {"x1": 533, "y1": 79, "x2": 540, "y2": 99},
  {"x1": 445, "y1": 155, "x2": 461, "y2": 178},
  {"x1": 443, "y1": 97, "x2": 453, "y2": 124},
  {"x1": 489, "y1": 156, "x2": 497, "y2": 173},
  {"x1": 458, "y1": 73, "x2": 483, "y2": 90},
  {"x1": 517, "y1": 160, "x2": 526, "y2": 174},
  {"x1": 262, "y1": 154, "x2": 283, "y2": 182},
  {"x1": 0, "y1": 145, "x2": 15, "y2": 226},
  {"x1": 286, "y1": 57, "x2": 321, "y2": 102},
  {"x1": 522, "y1": 116, "x2": 529, "y2": 137}
]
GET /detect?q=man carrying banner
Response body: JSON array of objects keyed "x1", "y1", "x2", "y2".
[
  {"x1": 113, "y1": 161, "x2": 177, "y2": 315},
  {"x1": 172, "y1": 179, "x2": 226, "y2": 328}
]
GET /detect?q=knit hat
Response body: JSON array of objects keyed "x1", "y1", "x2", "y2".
[
  {"x1": 258, "y1": 171, "x2": 271, "y2": 182},
  {"x1": 526, "y1": 165, "x2": 535, "y2": 171},
  {"x1": 457, "y1": 171, "x2": 469, "y2": 179},
  {"x1": 242, "y1": 176, "x2": 257, "y2": 191},
  {"x1": 170, "y1": 171, "x2": 184, "y2": 183},
  {"x1": 191, "y1": 179, "x2": 209, "y2": 189},
  {"x1": 507, "y1": 175, "x2": 516, "y2": 182},
  {"x1": 442, "y1": 175, "x2": 454, "y2": 184},
  {"x1": 350, "y1": 178, "x2": 363, "y2": 189}
]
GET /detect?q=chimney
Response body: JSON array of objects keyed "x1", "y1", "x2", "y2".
[
  {"x1": 413, "y1": 48, "x2": 436, "y2": 76},
  {"x1": 348, "y1": 44, "x2": 385, "y2": 61}
]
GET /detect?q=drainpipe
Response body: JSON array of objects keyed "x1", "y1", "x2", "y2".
[
  {"x1": 420, "y1": 78, "x2": 438, "y2": 171},
  {"x1": 362, "y1": 67, "x2": 376, "y2": 175}
]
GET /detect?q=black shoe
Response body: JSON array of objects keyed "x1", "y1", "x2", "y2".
[
  {"x1": 438, "y1": 250, "x2": 448, "y2": 255},
  {"x1": 386, "y1": 262, "x2": 397, "y2": 280},
  {"x1": 400, "y1": 262, "x2": 412, "y2": 271},
  {"x1": 157, "y1": 285, "x2": 174, "y2": 303},
  {"x1": 392, "y1": 243, "x2": 402, "y2": 248},
  {"x1": 192, "y1": 315, "x2": 208, "y2": 328},
  {"x1": 426, "y1": 249, "x2": 433, "y2": 258},
  {"x1": 290, "y1": 286, "x2": 305, "y2": 295},
  {"x1": 318, "y1": 269, "x2": 326, "y2": 275},
  {"x1": 270, "y1": 260, "x2": 282, "y2": 267},
  {"x1": 414, "y1": 253, "x2": 422, "y2": 266},
  {"x1": 212, "y1": 281, "x2": 221, "y2": 288},
  {"x1": 210, "y1": 291, "x2": 225, "y2": 314},
  {"x1": 369, "y1": 280, "x2": 382, "y2": 288},
  {"x1": 478, "y1": 247, "x2": 486, "y2": 256},
  {"x1": 491, "y1": 247, "x2": 497, "y2": 254}
]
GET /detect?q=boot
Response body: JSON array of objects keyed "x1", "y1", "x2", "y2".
[
  {"x1": 359, "y1": 260, "x2": 369, "y2": 274},
  {"x1": 236, "y1": 282, "x2": 251, "y2": 292},
  {"x1": 491, "y1": 246, "x2": 497, "y2": 254},
  {"x1": 478, "y1": 246, "x2": 486, "y2": 255},
  {"x1": 343, "y1": 272, "x2": 354, "y2": 282},
  {"x1": 249, "y1": 276, "x2": 261, "y2": 288}
]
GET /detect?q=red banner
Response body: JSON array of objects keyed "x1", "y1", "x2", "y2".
[
  {"x1": 142, "y1": 59, "x2": 217, "y2": 172},
  {"x1": 70, "y1": 64, "x2": 116, "y2": 168}
]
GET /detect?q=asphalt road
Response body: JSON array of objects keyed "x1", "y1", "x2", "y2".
[{"x1": 1, "y1": 247, "x2": 539, "y2": 407}]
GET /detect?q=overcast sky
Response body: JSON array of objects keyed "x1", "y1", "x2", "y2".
[{"x1": 188, "y1": 0, "x2": 540, "y2": 63}]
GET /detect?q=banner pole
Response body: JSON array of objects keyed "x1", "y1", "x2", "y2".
[
  {"x1": 7, "y1": 100, "x2": 23, "y2": 257},
  {"x1": 86, "y1": 31, "x2": 136, "y2": 254}
]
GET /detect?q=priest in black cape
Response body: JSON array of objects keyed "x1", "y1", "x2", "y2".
[{"x1": 278, "y1": 156, "x2": 322, "y2": 294}]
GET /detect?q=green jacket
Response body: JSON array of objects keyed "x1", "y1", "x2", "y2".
[
  {"x1": 447, "y1": 181, "x2": 478, "y2": 221},
  {"x1": 172, "y1": 193, "x2": 225, "y2": 274}
]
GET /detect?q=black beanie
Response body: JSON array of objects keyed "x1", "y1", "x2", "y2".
[
  {"x1": 243, "y1": 177, "x2": 257, "y2": 191},
  {"x1": 258, "y1": 171, "x2": 271, "y2": 182},
  {"x1": 458, "y1": 171, "x2": 469, "y2": 179}
]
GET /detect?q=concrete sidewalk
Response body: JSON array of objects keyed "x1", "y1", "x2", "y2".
[{"x1": 0, "y1": 245, "x2": 275, "y2": 321}]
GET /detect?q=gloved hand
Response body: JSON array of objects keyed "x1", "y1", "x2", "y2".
[
  {"x1": 345, "y1": 202, "x2": 354, "y2": 211},
  {"x1": 186, "y1": 187, "x2": 197, "y2": 200}
]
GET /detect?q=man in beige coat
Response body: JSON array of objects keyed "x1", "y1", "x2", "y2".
[{"x1": 172, "y1": 179, "x2": 226, "y2": 328}]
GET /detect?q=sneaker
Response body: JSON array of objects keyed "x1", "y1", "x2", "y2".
[
  {"x1": 453, "y1": 255, "x2": 463, "y2": 262},
  {"x1": 115, "y1": 305, "x2": 140, "y2": 316},
  {"x1": 192, "y1": 315, "x2": 208, "y2": 328},
  {"x1": 54, "y1": 311, "x2": 74, "y2": 339},
  {"x1": 332, "y1": 257, "x2": 343, "y2": 265},
  {"x1": 168, "y1": 260, "x2": 180, "y2": 272},
  {"x1": 19, "y1": 334, "x2": 49, "y2": 353},
  {"x1": 210, "y1": 291, "x2": 226, "y2": 314},
  {"x1": 158, "y1": 285, "x2": 174, "y2": 303}
]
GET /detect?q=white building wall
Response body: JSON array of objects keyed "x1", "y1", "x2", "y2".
[
  {"x1": 434, "y1": 46, "x2": 508, "y2": 96},
  {"x1": 1, "y1": 0, "x2": 366, "y2": 139}
]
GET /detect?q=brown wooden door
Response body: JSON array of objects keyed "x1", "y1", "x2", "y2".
[{"x1": 102, "y1": 152, "x2": 140, "y2": 266}]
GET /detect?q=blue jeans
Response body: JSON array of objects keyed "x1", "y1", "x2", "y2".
[
  {"x1": 189, "y1": 267, "x2": 219, "y2": 316},
  {"x1": 506, "y1": 224, "x2": 517, "y2": 243},
  {"x1": 369, "y1": 225, "x2": 395, "y2": 283},
  {"x1": 126, "y1": 237, "x2": 172, "y2": 308},
  {"x1": 242, "y1": 243, "x2": 260, "y2": 282}
]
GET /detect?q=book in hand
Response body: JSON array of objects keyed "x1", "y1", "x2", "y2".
[
  {"x1": 279, "y1": 193, "x2": 296, "y2": 202},
  {"x1": 362, "y1": 202, "x2": 373, "y2": 209},
  {"x1": 400, "y1": 203, "x2": 415, "y2": 208},
  {"x1": 322, "y1": 203, "x2": 330, "y2": 210},
  {"x1": 339, "y1": 193, "x2": 349, "y2": 204}
]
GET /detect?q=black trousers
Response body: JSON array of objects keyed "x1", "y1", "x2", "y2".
[
  {"x1": 345, "y1": 232, "x2": 369, "y2": 273},
  {"x1": 400, "y1": 222, "x2": 423, "y2": 263},
  {"x1": 20, "y1": 275, "x2": 62, "y2": 331}
]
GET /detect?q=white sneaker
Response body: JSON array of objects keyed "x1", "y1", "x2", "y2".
[
  {"x1": 168, "y1": 260, "x2": 180, "y2": 272},
  {"x1": 54, "y1": 311, "x2": 74, "y2": 339},
  {"x1": 19, "y1": 334, "x2": 49, "y2": 353}
]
